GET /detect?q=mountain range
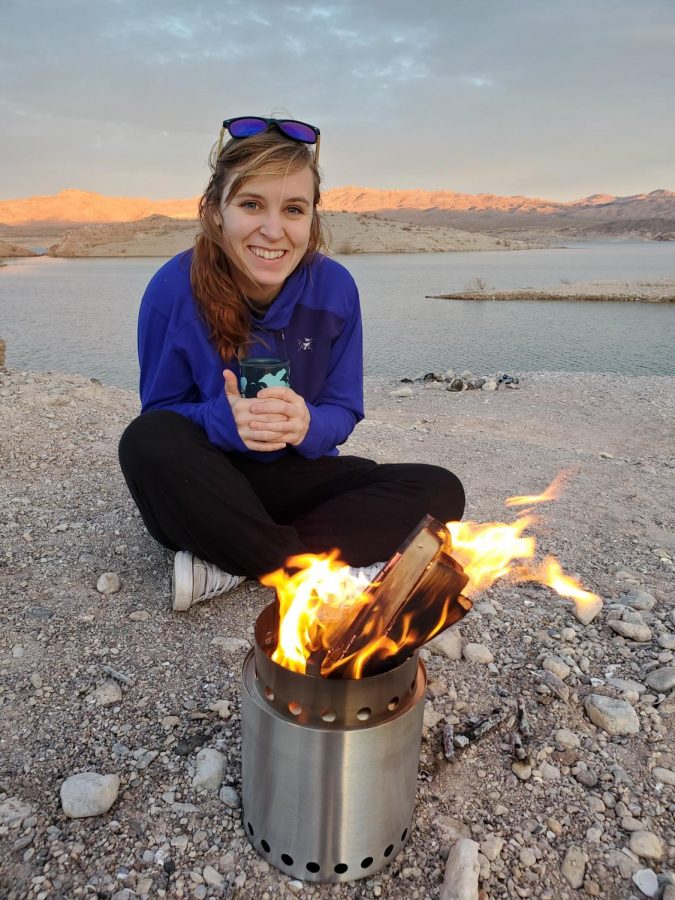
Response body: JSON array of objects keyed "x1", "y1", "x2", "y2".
[{"x1": 1, "y1": 187, "x2": 674, "y2": 239}]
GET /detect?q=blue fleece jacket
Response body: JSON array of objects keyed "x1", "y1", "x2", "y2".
[{"x1": 137, "y1": 250, "x2": 364, "y2": 462}]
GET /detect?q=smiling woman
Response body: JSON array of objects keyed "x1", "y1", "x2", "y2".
[{"x1": 117, "y1": 117, "x2": 466, "y2": 612}]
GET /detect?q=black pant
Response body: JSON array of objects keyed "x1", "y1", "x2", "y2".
[{"x1": 118, "y1": 410, "x2": 465, "y2": 577}]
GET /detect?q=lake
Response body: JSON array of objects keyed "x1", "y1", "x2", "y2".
[{"x1": 1, "y1": 242, "x2": 673, "y2": 390}]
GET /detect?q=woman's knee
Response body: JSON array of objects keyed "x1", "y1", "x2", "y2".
[
  {"x1": 409, "y1": 464, "x2": 466, "y2": 522},
  {"x1": 118, "y1": 410, "x2": 200, "y2": 477}
]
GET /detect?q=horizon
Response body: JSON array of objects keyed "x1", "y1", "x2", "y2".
[{"x1": 2, "y1": 1, "x2": 674, "y2": 202}]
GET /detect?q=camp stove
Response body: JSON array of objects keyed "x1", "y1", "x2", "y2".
[{"x1": 241, "y1": 603, "x2": 427, "y2": 883}]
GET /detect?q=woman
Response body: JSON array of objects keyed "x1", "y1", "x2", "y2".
[{"x1": 118, "y1": 116, "x2": 465, "y2": 611}]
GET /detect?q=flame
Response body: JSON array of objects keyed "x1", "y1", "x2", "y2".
[
  {"x1": 505, "y1": 470, "x2": 571, "y2": 507},
  {"x1": 262, "y1": 472, "x2": 602, "y2": 677}
]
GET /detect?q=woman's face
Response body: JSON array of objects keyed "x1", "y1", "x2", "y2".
[{"x1": 219, "y1": 165, "x2": 315, "y2": 302}]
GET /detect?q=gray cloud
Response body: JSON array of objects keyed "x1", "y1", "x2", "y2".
[{"x1": 1, "y1": 0, "x2": 673, "y2": 199}]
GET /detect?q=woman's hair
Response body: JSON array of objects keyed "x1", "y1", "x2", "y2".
[{"x1": 190, "y1": 128, "x2": 327, "y2": 362}]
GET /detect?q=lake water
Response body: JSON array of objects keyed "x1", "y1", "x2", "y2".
[{"x1": 1, "y1": 242, "x2": 673, "y2": 390}]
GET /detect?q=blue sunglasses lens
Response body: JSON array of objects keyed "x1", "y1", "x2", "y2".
[
  {"x1": 228, "y1": 117, "x2": 268, "y2": 138},
  {"x1": 277, "y1": 120, "x2": 317, "y2": 144}
]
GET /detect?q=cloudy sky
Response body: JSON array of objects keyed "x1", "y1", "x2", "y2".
[{"x1": 3, "y1": 0, "x2": 674, "y2": 201}]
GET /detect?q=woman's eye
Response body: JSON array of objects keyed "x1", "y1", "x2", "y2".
[
  {"x1": 240, "y1": 200, "x2": 259, "y2": 210},
  {"x1": 287, "y1": 206, "x2": 304, "y2": 215}
]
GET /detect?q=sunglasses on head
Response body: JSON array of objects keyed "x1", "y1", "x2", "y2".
[{"x1": 217, "y1": 116, "x2": 321, "y2": 164}]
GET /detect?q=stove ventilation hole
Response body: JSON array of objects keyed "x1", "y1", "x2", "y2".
[
  {"x1": 401, "y1": 828, "x2": 408, "y2": 841},
  {"x1": 320, "y1": 708, "x2": 337, "y2": 723},
  {"x1": 384, "y1": 844, "x2": 394, "y2": 857},
  {"x1": 288, "y1": 701, "x2": 302, "y2": 716},
  {"x1": 261, "y1": 840, "x2": 270, "y2": 853},
  {"x1": 264, "y1": 686, "x2": 274, "y2": 701},
  {"x1": 361, "y1": 856, "x2": 373, "y2": 869},
  {"x1": 247, "y1": 822, "x2": 254, "y2": 836},
  {"x1": 356, "y1": 707, "x2": 371, "y2": 722},
  {"x1": 306, "y1": 862, "x2": 321, "y2": 873},
  {"x1": 281, "y1": 853, "x2": 294, "y2": 866},
  {"x1": 387, "y1": 696, "x2": 399, "y2": 711},
  {"x1": 334, "y1": 863, "x2": 348, "y2": 874}
]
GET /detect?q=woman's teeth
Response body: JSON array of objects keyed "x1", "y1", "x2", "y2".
[{"x1": 250, "y1": 247, "x2": 286, "y2": 260}]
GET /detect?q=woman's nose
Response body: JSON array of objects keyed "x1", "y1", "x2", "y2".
[{"x1": 258, "y1": 211, "x2": 284, "y2": 241}]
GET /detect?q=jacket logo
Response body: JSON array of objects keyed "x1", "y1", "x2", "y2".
[{"x1": 298, "y1": 337, "x2": 313, "y2": 351}]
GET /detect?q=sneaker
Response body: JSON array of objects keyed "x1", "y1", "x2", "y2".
[{"x1": 172, "y1": 551, "x2": 246, "y2": 611}]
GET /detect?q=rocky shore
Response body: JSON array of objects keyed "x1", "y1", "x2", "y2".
[
  {"x1": 1, "y1": 367, "x2": 674, "y2": 899},
  {"x1": 428, "y1": 280, "x2": 675, "y2": 304}
]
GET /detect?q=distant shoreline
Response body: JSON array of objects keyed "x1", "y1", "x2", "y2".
[{"x1": 428, "y1": 279, "x2": 675, "y2": 304}]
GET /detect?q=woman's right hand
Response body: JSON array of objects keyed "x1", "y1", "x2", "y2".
[{"x1": 223, "y1": 370, "x2": 289, "y2": 451}]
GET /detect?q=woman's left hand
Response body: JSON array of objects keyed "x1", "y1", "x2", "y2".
[{"x1": 249, "y1": 386, "x2": 311, "y2": 446}]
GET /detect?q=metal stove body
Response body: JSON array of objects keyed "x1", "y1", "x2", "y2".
[{"x1": 241, "y1": 604, "x2": 427, "y2": 883}]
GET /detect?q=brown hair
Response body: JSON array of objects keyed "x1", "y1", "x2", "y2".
[{"x1": 190, "y1": 128, "x2": 327, "y2": 361}]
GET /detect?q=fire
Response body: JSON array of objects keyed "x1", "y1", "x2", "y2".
[{"x1": 262, "y1": 472, "x2": 602, "y2": 677}]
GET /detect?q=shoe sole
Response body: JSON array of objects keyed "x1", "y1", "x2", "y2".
[{"x1": 172, "y1": 551, "x2": 194, "y2": 611}]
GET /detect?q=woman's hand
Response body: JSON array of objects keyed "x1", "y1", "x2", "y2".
[
  {"x1": 223, "y1": 370, "x2": 288, "y2": 451},
  {"x1": 250, "y1": 385, "x2": 311, "y2": 447}
]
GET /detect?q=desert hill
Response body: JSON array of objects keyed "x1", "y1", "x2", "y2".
[{"x1": 0, "y1": 189, "x2": 198, "y2": 226}]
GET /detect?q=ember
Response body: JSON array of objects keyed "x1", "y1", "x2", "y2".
[{"x1": 261, "y1": 472, "x2": 602, "y2": 678}]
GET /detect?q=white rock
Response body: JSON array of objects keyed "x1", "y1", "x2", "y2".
[
  {"x1": 462, "y1": 643, "x2": 493, "y2": 664},
  {"x1": 632, "y1": 868, "x2": 659, "y2": 897},
  {"x1": 210, "y1": 636, "x2": 249, "y2": 656},
  {"x1": 542, "y1": 655, "x2": 570, "y2": 680},
  {"x1": 560, "y1": 627, "x2": 577, "y2": 641},
  {"x1": 192, "y1": 748, "x2": 226, "y2": 792},
  {"x1": 629, "y1": 830, "x2": 664, "y2": 860},
  {"x1": 0, "y1": 797, "x2": 34, "y2": 828},
  {"x1": 609, "y1": 620, "x2": 652, "y2": 642},
  {"x1": 554, "y1": 728, "x2": 580, "y2": 749},
  {"x1": 208, "y1": 699, "x2": 231, "y2": 719},
  {"x1": 429, "y1": 628, "x2": 464, "y2": 661},
  {"x1": 539, "y1": 762, "x2": 561, "y2": 781},
  {"x1": 584, "y1": 694, "x2": 640, "y2": 735},
  {"x1": 519, "y1": 847, "x2": 536, "y2": 867},
  {"x1": 219, "y1": 786, "x2": 241, "y2": 808},
  {"x1": 481, "y1": 379, "x2": 497, "y2": 392},
  {"x1": 96, "y1": 572, "x2": 121, "y2": 595},
  {"x1": 658, "y1": 632, "x2": 675, "y2": 650},
  {"x1": 645, "y1": 666, "x2": 675, "y2": 692},
  {"x1": 60, "y1": 772, "x2": 120, "y2": 818},
  {"x1": 617, "y1": 589, "x2": 656, "y2": 611},
  {"x1": 652, "y1": 766, "x2": 675, "y2": 786},
  {"x1": 12, "y1": 644, "x2": 25, "y2": 658},
  {"x1": 128, "y1": 610, "x2": 150, "y2": 622},
  {"x1": 561, "y1": 845, "x2": 587, "y2": 889},
  {"x1": 573, "y1": 594, "x2": 603, "y2": 625},
  {"x1": 423, "y1": 702, "x2": 443, "y2": 730},
  {"x1": 203, "y1": 865, "x2": 224, "y2": 887},
  {"x1": 390, "y1": 386, "x2": 413, "y2": 398},
  {"x1": 92, "y1": 680, "x2": 122, "y2": 706},
  {"x1": 440, "y1": 838, "x2": 480, "y2": 900},
  {"x1": 480, "y1": 835, "x2": 504, "y2": 861},
  {"x1": 607, "y1": 677, "x2": 646, "y2": 695}
]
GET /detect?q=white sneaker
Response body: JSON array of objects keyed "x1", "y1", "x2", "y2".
[{"x1": 172, "y1": 551, "x2": 246, "y2": 611}]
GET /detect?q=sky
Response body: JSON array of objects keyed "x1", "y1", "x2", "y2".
[{"x1": 2, "y1": 0, "x2": 674, "y2": 202}]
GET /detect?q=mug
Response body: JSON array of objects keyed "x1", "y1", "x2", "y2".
[{"x1": 239, "y1": 357, "x2": 291, "y2": 398}]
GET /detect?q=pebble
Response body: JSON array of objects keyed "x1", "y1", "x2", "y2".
[
  {"x1": 652, "y1": 766, "x2": 675, "y2": 785},
  {"x1": 91, "y1": 680, "x2": 122, "y2": 706},
  {"x1": 561, "y1": 845, "x2": 587, "y2": 889},
  {"x1": 574, "y1": 594, "x2": 603, "y2": 625},
  {"x1": 658, "y1": 633, "x2": 675, "y2": 650},
  {"x1": 629, "y1": 830, "x2": 664, "y2": 860},
  {"x1": 60, "y1": 772, "x2": 120, "y2": 818},
  {"x1": 462, "y1": 642, "x2": 493, "y2": 664},
  {"x1": 0, "y1": 798, "x2": 34, "y2": 828},
  {"x1": 480, "y1": 835, "x2": 504, "y2": 861},
  {"x1": 554, "y1": 728, "x2": 580, "y2": 749},
  {"x1": 208, "y1": 699, "x2": 231, "y2": 719},
  {"x1": 481, "y1": 379, "x2": 497, "y2": 392},
  {"x1": 583, "y1": 694, "x2": 640, "y2": 735},
  {"x1": 202, "y1": 866, "x2": 225, "y2": 887},
  {"x1": 539, "y1": 670, "x2": 570, "y2": 701},
  {"x1": 430, "y1": 628, "x2": 464, "y2": 660},
  {"x1": 560, "y1": 627, "x2": 577, "y2": 641},
  {"x1": 440, "y1": 838, "x2": 480, "y2": 900},
  {"x1": 210, "y1": 636, "x2": 249, "y2": 656},
  {"x1": 645, "y1": 667, "x2": 675, "y2": 692},
  {"x1": 96, "y1": 572, "x2": 121, "y2": 595},
  {"x1": 512, "y1": 760, "x2": 532, "y2": 781},
  {"x1": 617, "y1": 589, "x2": 656, "y2": 611},
  {"x1": 390, "y1": 386, "x2": 413, "y2": 398},
  {"x1": 608, "y1": 620, "x2": 652, "y2": 642},
  {"x1": 192, "y1": 748, "x2": 226, "y2": 792},
  {"x1": 632, "y1": 869, "x2": 659, "y2": 898},
  {"x1": 128, "y1": 610, "x2": 150, "y2": 621},
  {"x1": 12, "y1": 645, "x2": 25, "y2": 658},
  {"x1": 607, "y1": 676, "x2": 646, "y2": 695},
  {"x1": 542, "y1": 655, "x2": 570, "y2": 679},
  {"x1": 539, "y1": 762, "x2": 561, "y2": 780},
  {"x1": 219, "y1": 786, "x2": 241, "y2": 808}
]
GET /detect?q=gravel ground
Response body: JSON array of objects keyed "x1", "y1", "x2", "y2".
[{"x1": 1, "y1": 367, "x2": 674, "y2": 900}]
